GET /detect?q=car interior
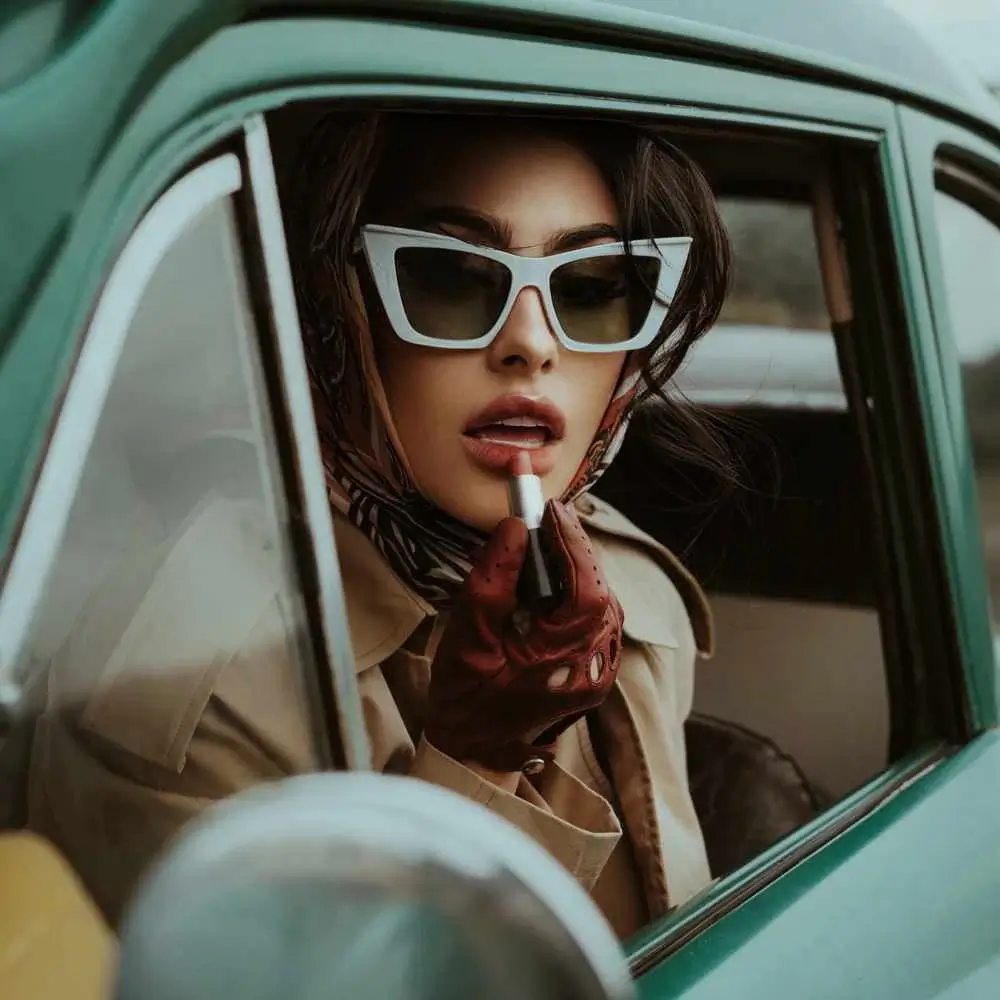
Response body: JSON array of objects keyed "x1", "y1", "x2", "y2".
[{"x1": 594, "y1": 127, "x2": 890, "y2": 877}]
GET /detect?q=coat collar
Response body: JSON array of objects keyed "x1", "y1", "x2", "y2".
[
  {"x1": 575, "y1": 496, "x2": 714, "y2": 658},
  {"x1": 333, "y1": 497, "x2": 713, "y2": 675}
]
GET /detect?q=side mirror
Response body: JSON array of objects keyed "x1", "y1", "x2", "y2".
[{"x1": 115, "y1": 772, "x2": 636, "y2": 1000}]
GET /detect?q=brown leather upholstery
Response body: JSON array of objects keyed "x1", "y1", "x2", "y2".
[{"x1": 686, "y1": 713, "x2": 825, "y2": 878}]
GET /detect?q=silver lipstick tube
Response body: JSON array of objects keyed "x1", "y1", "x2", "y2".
[
  {"x1": 507, "y1": 472, "x2": 556, "y2": 605},
  {"x1": 507, "y1": 473, "x2": 545, "y2": 530}
]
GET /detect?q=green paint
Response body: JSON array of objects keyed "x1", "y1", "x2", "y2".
[
  {"x1": 3, "y1": 3, "x2": 1000, "y2": 997},
  {"x1": 637, "y1": 736, "x2": 1000, "y2": 998},
  {"x1": 895, "y1": 107, "x2": 1000, "y2": 726}
]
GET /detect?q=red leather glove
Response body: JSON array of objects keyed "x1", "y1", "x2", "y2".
[{"x1": 424, "y1": 499, "x2": 625, "y2": 774}]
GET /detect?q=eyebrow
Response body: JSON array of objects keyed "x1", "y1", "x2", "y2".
[{"x1": 408, "y1": 205, "x2": 621, "y2": 253}]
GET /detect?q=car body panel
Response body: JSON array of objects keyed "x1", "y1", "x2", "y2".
[
  {"x1": 637, "y1": 734, "x2": 1000, "y2": 999},
  {"x1": 2, "y1": 2, "x2": 1000, "y2": 997},
  {"x1": 261, "y1": 0, "x2": 1000, "y2": 129}
]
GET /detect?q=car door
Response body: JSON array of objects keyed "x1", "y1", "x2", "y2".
[
  {"x1": 631, "y1": 110, "x2": 1000, "y2": 1000},
  {"x1": 643, "y1": 100, "x2": 1000, "y2": 1000}
]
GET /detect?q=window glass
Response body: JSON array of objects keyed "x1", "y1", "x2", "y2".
[
  {"x1": 13, "y1": 166, "x2": 322, "y2": 924},
  {"x1": 674, "y1": 197, "x2": 843, "y2": 410},
  {"x1": 933, "y1": 186, "x2": 1000, "y2": 622}
]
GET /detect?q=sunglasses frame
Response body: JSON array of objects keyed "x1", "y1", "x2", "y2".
[{"x1": 356, "y1": 224, "x2": 693, "y2": 354}]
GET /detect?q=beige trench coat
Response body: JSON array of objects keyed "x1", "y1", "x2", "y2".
[{"x1": 26, "y1": 492, "x2": 714, "y2": 939}]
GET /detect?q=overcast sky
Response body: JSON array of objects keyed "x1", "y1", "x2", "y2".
[{"x1": 888, "y1": 0, "x2": 1000, "y2": 82}]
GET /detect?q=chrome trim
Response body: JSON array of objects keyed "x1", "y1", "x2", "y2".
[
  {"x1": 120, "y1": 772, "x2": 635, "y2": 1000},
  {"x1": 0, "y1": 155, "x2": 242, "y2": 680},
  {"x1": 242, "y1": 115, "x2": 372, "y2": 771}
]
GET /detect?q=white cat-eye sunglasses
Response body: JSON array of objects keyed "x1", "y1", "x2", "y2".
[{"x1": 354, "y1": 224, "x2": 692, "y2": 354}]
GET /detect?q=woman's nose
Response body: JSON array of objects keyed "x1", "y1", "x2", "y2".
[{"x1": 486, "y1": 287, "x2": 558, "y2": 373}]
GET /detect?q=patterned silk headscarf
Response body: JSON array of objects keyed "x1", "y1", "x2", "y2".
[{"x1": 307, "y1": 291, "x2": 648, "y2": 609}]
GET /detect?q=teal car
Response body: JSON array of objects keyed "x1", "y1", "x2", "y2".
[{"x1": 2, "y1": 1, "x2": 1000, "y2": 997}]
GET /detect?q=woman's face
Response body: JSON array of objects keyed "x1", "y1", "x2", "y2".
[{"x1": 367, "y1": 126, "x2": 628, "y2": 532}]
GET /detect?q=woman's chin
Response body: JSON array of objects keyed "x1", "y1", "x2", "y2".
[{"x1": 442, "y1": 498, "x2": 511, "y2": 534}]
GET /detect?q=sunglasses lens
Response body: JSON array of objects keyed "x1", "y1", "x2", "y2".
[
  {"x1": 394, "y1": 247, "x2": 512, "y2": 342},
  {"x1": 550, "y1": 253, "x2": 662, "y2": 346}
]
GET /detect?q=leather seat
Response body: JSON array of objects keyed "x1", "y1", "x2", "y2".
[{"x1": 685, "y1": 713, "x2": 826, "y2": 878}]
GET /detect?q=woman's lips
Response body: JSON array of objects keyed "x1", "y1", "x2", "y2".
[
  {"x1": 464, "y1": 394, "x2": 566, "y2": 438},
  {"x1": 462, "y1": 394, "x2": 565, "y2": 475},
  {"x1": 468, "y1": 416, "x2": 551, "y2": 448}
]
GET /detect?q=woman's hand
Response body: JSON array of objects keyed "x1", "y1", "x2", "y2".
[{"x1": 424, "y1": 499, "x2": 624, "y2": 775}]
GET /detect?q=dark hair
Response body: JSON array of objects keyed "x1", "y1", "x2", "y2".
[{"x1": 280, "y1": 108, "x2": 736, "y2": 490}]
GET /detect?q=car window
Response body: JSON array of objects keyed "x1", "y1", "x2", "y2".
[
  {"x1": 932, "y1": 181, "x2": 1000, "y2": 627},
  {"x1": 276, "y1": 106, "x2": 894, "y2": 905},
  {"x1": 675, "y1": 197, "x2": 845, "y2": 411},
  {"x1": 0, "y1": 152, "x2": 327, "y2": 922}
]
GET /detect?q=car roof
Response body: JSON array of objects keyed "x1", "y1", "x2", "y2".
[
  {"x1": 388, "y1": 0, "x2": 1000, "y2": 131},
  {"x1": 4, "y1": 0, "x2": 999, "y2": 128}
]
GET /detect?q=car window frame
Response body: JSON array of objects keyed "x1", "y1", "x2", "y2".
[
  {"x1": 239, "y1": 115, "x2": 371, "y2": 772},
  {"x1": 932, "y1": 161, "x2": 1000, "y2": 654},
  {"x1": 897, "y1": 105, "x2": 1000, "y2": 732},
  {"x1": 634, "y1": 118, "x2": 976, "y2": 972}
]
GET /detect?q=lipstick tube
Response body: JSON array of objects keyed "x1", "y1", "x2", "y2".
[{"x1": 507, "y1": 455, "x2": 558, "y2": 608}]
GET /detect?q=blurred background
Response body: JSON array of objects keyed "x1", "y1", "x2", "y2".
[{"x1": 889, "y1": 0, "x2": 1000, "y2": 95}]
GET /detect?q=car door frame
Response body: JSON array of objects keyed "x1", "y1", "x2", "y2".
[{"x1": 897, "y1": 105, "x2": 1000, "y2": 728}]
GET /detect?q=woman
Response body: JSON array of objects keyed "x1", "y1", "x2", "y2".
[
  {"x1": 284, "y1": 110, "x2": 731, "y2": 938},
  {"x1": 27, "y1": 108, "x2": 731, "y2": 939}
]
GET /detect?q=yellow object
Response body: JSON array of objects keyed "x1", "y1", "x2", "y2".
[{"x1": 0, "y1": 832, "x2": 115, "y2": 1000}]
